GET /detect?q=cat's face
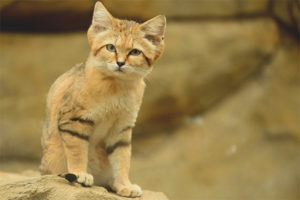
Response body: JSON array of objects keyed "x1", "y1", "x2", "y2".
[{"x1": 87, "y1": 2, "x2": 166, "y2": 80}]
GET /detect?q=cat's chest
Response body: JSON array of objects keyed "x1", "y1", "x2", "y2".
[
  {"x1": 87, "y1": 92, "x2": 140, "y2": 143},
  {"x1": 86, "y1": 91, "x2": 140, "y2": 122}
]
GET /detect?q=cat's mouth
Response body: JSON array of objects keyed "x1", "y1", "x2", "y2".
[{"x1": 115, "y1": 68, "x2": 124, "y2": 73}]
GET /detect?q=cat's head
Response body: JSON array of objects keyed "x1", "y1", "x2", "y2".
[{"x1": 87, "y1": 2, "x2": 166, "y2": 80}]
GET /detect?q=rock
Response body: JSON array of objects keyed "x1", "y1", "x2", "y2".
[
  {"x1": 131, "y1": 37, "x2": 300, "y2": 200},
  {"x1": 0, "y1": 0, "x2": 94, "y2": 31},
  {"x1": 252, "y1": 36, "x2": 300, "y2": 141},
  {"x1": 270, "y1": 0, "x2": 300, "y2": 35},
  {"x1": 0, "y1": 173, "x2": 168, "y2": 200},
  {"x1": 0, "y1": 1, "x2": 299, "y2": 199},
  {"x1": 102, "y1": 0, "x2": 269, "y2": 19},
  {"x1": 0, "y1": 171, "x2": 29, "y2": 183},
  {"x1": 0, "y1": 19, "x2": 279, "y2": 159},
  {"x1": 0, "y1": 0, "x2": 269, "y2": 31},
  {"x1": 0, "y1": 35, "x2": 298, "y2": 200},
  {"x1": 0, "y1": 33, "x2": 89, "y2": 159},
  {"x1": 136, "y1": 18, "x2": 279, "y2": 132}
]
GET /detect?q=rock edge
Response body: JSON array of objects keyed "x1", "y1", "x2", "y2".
[{"x1": 0, "y1": 174, "x2": 168, "y2": 200}]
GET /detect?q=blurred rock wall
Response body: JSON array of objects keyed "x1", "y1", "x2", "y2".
[
  {"x1": 0, "y1": 0, "x2": 299, "y2": 160},
  {"x1": 1, "y1": 0, "x2": 299, "y2": 33}
]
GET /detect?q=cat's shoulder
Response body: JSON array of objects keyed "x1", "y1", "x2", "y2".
[
  {"x1": 66, "y1": 62, "x2": 86, "y2": 77},
  {"x1": 48, "y1": 62, "x2": 85, "y2": 96},
  {"x1": 53, "y1": 62, "x2": 85, "y2": 83}
]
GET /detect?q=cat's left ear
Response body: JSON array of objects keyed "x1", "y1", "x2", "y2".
[
  {"x1": 140, "y1": 15, "x2": 166, "y2": 45},
  {"x1": 91, "y1": 2, "x2": 114, "y2": 33}
]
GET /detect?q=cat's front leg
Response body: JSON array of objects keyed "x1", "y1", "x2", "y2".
[
  {"x1": 106, "y1": 127, "x2": 142, "y2": 197},
  {"x1": 58, "y1": 117, "x2": 95, "y2": 186}
]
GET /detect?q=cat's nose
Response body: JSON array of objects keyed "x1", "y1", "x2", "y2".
[{"x1": 117, "y1": 62, "x2": 125, "y2": 67}]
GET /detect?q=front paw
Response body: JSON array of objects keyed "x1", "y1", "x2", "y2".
[
  {"x1": 112, "y1": 183, "x2": 142, "y2": 197},
  {"x1": 76, "y1": 172, "x2": 94, "y2": 187},
  {"x1": 60, "y1": 172, "x2": 94, "y2": 187}
]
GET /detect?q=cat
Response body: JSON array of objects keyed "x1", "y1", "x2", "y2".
[{"x1": 40, "y1": 1, "x2": 166, "y2": 197}]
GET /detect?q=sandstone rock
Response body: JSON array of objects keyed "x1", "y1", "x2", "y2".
[
  {"x1": 0, "y1": 19, "x2": 279, "y2": 159},
  {"x1": 0, "y1": 33, "x2": 89, "y2": 159},
  {"x1": 102, "y1": 0, "x2": 269, "y2": 19},
  {"x1": 131, "y1": 37, "x2": 300, "y2": 200},
  {"x1": 136, "y1": 18, "x2": 279, "y2": 132},
  {"x1": 252, "y1": 36, "x2": 300, "y2": 141},
  {"x1": 0, "y1": 173, "x2": 168, "y2": 200},
  {"x1": 270, "y1": 0, "x2": 300, "y2": 35},
  {"x1": 0, "y1": 35, "x2": 299, "y2": 200},
  {"x1": 0, "y1": 171, "x2": 29, "y2": 183},
  {"x1": 0, "y1": 1, "x2": 299, "y2": 200},
  {"x1": 0, "y1": 0, "x2": 94, "y2": 31},
  {"x1": 0, "y1": 0, "x2": 269, "y2": 31}
]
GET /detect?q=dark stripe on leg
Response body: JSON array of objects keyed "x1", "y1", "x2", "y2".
[
  {"x1": 106, "y1": 141, "x2": 131, "y2": 155},
  {"x1": 59, "y1": 107, "x2": 75, "y2": 115},
  {"x1": 58, "y1": 126, "x2": 89, "y2": 141},
  {"x1": 59, "y1": 121, "x2": 71, "y2": 126},
  {"x1": 70, "y1": 117, "x2": 94, "y2": 126}
]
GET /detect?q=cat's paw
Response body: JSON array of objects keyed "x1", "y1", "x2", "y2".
[
  {"x1": 60, "y1": 172, "x2": 94, "y2": 187},
  {"x1": 113, "y1": 183, "x2": 142, "y2": 197},
  {"x1": 76, "y1": 172, "x2": 94, "y2": 187}
]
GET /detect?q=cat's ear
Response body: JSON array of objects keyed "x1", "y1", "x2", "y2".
[
  {"x1": 140, "y1": 15, "x2": 166, "y2": 45},
  {"x1": 91, "y1": 2, "x2": 114, "y2": 33}
]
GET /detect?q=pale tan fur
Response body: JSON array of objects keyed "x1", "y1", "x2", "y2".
[{"x1": 40, "y1": 2, "x2": 166, "y2": 197}]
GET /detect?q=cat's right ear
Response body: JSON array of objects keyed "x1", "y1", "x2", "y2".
[
  {"x1": 139, "y1": 15, "x2": 166, "y2": 46},
  {"x1": 91, "y1": 2, "x2": 113, "y2": 33}
]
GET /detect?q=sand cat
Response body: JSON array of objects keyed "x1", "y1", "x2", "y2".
[{"x1": 40, "y1": 1, "x2": 166, "y2": 197}]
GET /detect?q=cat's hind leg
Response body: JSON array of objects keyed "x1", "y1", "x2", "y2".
[{"x1": 40, "y1": 135, "x2": 67, "y2": 175}]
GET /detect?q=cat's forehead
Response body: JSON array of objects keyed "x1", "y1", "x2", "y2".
[
  {"x1": 116, "y1": 19, "x2": 139, "y2": 32},
  {"x1": 112, "y1": 19, "x2": 140, "y2": 47}
]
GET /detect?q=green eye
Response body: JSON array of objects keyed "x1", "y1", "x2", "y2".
[
  {"x1": 106, "y1": 44, "x2": 116, "y2": 52},
  {"x1": 129, "y1": 49, "x2": 141, "y2": 56}
]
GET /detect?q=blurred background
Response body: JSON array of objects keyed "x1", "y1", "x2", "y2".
[{"x1": 0, "y1": 0, "x2": 299, "y2": 199}]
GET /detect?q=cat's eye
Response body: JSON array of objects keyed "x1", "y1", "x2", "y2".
[
  {"x1": 106, "y1": 44, "x2": 116, "y2": 52},
  {"x1": 129, "y1": 49, "x2": 141, "y2": 56}
]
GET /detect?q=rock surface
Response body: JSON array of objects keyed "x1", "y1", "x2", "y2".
[
  {"x1": 0, "y1": 19, "x2": 280, "y2": 158},
  {"x1": 3, "y1": 0, "x2": 298, "y2": 35},
  {"x1": 270, "y1": 0, "x2": 300, "y2": 35},
  {"x1": 0, "y1": 0, "x2": 269, "y2": 31},
  {"x1": 0, "y1": 0, "x2": 94, "y2": 31},
  {"x1": 101, "y1": 0, "x2": 269, "y2": 19},
  {"x1": 0, "y1": 1, "x2": 299, "y2": 200},
  {"x1": 0, "y1": 173, "x2": 168, "y2": 200},
  {"x1": 137, "y1": 18, "x2": 279, "y2": 132},
  {"x1": 130, "y1": 37, "x2": 300, "y2": 200}
]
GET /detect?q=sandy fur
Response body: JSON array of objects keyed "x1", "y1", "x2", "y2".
[{"x1": 40, "y1": 1, "x2": 165, "y2": 197}]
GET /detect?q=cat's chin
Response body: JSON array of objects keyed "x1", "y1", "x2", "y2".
[
  {"x1": 113, "y1": 72, "x2": 143, "y2": 81},
  {"x1": 97, "y1": 68, "x2": 143, "y2": 81}
]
